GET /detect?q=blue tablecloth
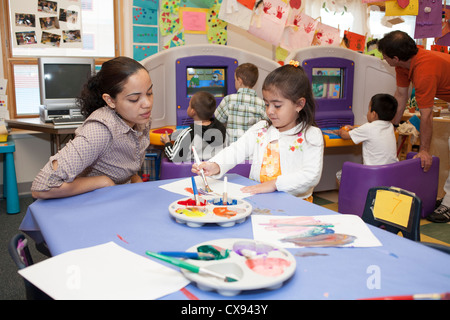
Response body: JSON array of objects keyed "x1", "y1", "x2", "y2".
[{"x1": 20, "y1": 174, "x2": 450, "y2": 300}]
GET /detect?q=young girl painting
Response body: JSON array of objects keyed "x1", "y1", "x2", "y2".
[
  {"x1": 192, "y1": 62, "x2": 324, "y2": 200},
  {"x1": 32, "y1": 56, "x2": 153, "y2": 199}
]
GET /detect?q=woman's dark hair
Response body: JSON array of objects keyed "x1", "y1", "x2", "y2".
[
  {"x1": 77, "y1": 56, "x2": 147, "y2": 117},
  {"x1": 378, "y1": 30, "x2": 418, "y2": 61},
  {"x1": 262, "y1": 64, "x2": 317, "y2": 135}
]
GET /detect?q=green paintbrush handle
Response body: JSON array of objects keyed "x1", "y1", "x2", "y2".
[{"x1": 146, "y1": 251, "x2": 200, "y2": 274}]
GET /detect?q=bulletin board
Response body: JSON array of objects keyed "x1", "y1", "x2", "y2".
[{"x1": 8, "y1": 0, "x2": 115, "y2": 57}]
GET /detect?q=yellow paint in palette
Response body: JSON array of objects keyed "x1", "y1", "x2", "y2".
[{"x1": 175, "y1": 207, "x2": 206, "y2": 218}]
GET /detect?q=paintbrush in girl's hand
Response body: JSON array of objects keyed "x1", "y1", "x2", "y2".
[
  {"x1": 146, "y1": 251, "x2": 238, "y2": 282},
  {"x1": 191, "y1": 176, "x2": 200, "y2": 206},
  {"x1": 223, "y1": 176, "x2": 228, "y2": 205},
  {"x1": 192, "y1": 146, "x2": 213, "y2": 193}
]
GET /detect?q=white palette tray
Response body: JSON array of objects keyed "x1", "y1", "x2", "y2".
[
  {"x1": 181, "y1": 238, "x2": 296, "y2": 296},
  {"x1": 168, "y1": 197, "x2": 252, "y2": 227}
]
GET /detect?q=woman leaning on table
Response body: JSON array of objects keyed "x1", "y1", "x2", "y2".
[{"x1": 31, "y1": 56, "x2": 153, "y2": 199}]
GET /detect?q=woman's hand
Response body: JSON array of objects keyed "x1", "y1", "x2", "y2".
[{"x1": 32, "y1": 176, "x2": 115, "y2": 199}]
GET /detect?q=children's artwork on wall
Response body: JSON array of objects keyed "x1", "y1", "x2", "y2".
[
  {"x1": 159, "y1": 11, "x2": 181, "y2": 36},
  {"x1": 218, "y1": 0, "x2": 253, "y2": 30},
  {"x1": 134, "y1": 0, "x2": 159, "y2": 10},
  {"x1": 280, "y1": 11, "x2": 318, "y2": 51},
  {"x1": 161, "y1": 0, "x2": 181, "y2": 13},
  {"x1": 133, "y1": 44, "x2": 159, "y2": 60},
  {"x1": 207, "y1": 4, "x2": 228, "y2": 44},
  {"x1": 430, "y1": 44, "x2": 449, "y2": 54},
  {"x1": 162, "y1": 32, "x2": 185, "y2": 49},
  {"x1": 10, "y1": 0, "x2": 83, "y2": 49},
  {"x1": 251, "y1": 215, "x2": 382, "y2": 248},
  {"x1": 247, "y1": 0, "x2": 289, "y2": 46},
  {"x1": 133, "y1": 2, "x2": 159, "y2": 62},
  {"x1": 237, "y1": 0, "x2": 256, "y2": 11},
  {"x1": 133, "y1": 25, "x2": 159, "y2": 43},
  {"x1": 180, "y1": 7, "x2": 209, "y2": 34},
  {"x1": 343, "y1": 30, "x2": 366, "y2": 52},
  {"x1": 181, "y1": 0, "x2": 216, "y2": 8},
  {"x1": 133, "y1": 6, "x2": 158, "y2": 25},
  {"x1": 436, "y1": 6, "x2": 450, "y2": 46},
  {"x1": 311, "y1": 22, "x2": 340, "y2": 47},
  {"x1": 385, "y1": 0, "x2": 418, "y2": 16},
  {"x1": 414, "y1": 0, "x2": 442, "y2": 38}
]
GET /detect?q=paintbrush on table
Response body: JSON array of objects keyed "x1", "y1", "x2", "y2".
[
  {"x1": 192, "y1": 146, "x2": 213, "y2": 193},
  {"x1": 146, "y1": 251, "x2": 238, "y2": 283}
]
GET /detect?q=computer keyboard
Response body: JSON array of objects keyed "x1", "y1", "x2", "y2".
[{"x1": 52, "y1": 116, "x2": 85, "y2": 125}]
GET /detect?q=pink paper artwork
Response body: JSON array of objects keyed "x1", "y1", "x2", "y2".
[
  {"x1": 312, "y1": 22, "x2": 341, "y2": 47},
  {"x1": 280, "y1": 11, "x2": 318, "y2": 51},
  {"x1": 247, "y1": 0, "x2": 289, "y2": 46}
]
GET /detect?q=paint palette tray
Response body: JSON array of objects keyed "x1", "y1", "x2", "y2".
[
  {"x1": 168, "y1": 197, "x2": 252, "y2": 227},
  {"x1": 181, "y1": 238, "x2": 296, "y2": 296}
]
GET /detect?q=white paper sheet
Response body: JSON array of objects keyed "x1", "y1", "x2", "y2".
[
  {"x1": 251, "y1": 215, "x2": 382, "y2": 248},
  {"x1": 18, "y1": 242, "x2": 190, "y2": 300},
  {"x1": 159, "y1": 176, "x2": 253, "y2": 200}
]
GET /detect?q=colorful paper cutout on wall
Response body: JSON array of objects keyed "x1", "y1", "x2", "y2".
[
  {"x1": 247, "y1": 0, "x2": 289, "y2": 46},
  {"x1": 133, "y1": 44, "x2": 159, "y2": 61},
  {"x1": 237, "y1": 0, "x2": 256, "y2": 11},
  {"x1": 280, "y1": 11, "x2": 318, "y2": 51},
  {"x1": 414, "y1": 0, "x2": 443, "y2": 38},
  {"x1": 218, "y1": 0, "x2": 253, "y2": 31},
  {"x1": 160, "y1": 0, "x2": 181, "y2": 13},
  {"x1": 133, "y1": 0, "x2": 159, "y2": 10},
  {"x1": 180, "y1": 7, "x2": 209, "y2": 34},
  {"x1": 133, "y1": 7, "x2": 158, "y2": 25},
  {"x1": 180, "y1": 0, "x2": 216, "y2": 8},
  {"x1": 162, "y1": 32, "x2": 185, "y2": 49},
  {"x1": 385, "y1": 0, "x2": 418, "y2": 16},
  {"x1": 159, "y1": 11, "x2": 181, "y2": 36},
  {"x1": 343, "y1": 30, "x2": 366, "y2": 52},
  {"x1": 207, "y1": 3, "x2": 227, "y2": 44},
  {"x1": 133, "y1": 26, "x2": 158, "y2": 43},
  {"x1": 311, "y1": 22, "x2": 340, "y2": 47},
  {"x1": 430, "y1": 45, "x2": 449, "y2": 54}
]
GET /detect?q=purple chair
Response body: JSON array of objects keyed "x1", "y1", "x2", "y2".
[
  {"x1": 160, "y1": 157, "x2": 252, "y2": 180},
  {"x1": 338, "y1": 152, "x2": 439, "y2": 218}
]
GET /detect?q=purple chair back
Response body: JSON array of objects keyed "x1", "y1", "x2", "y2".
[
  {"x1": 160, "y1": 157, "x2": 251, "y2": 180},
  {"x1": 338, "y1": 152, "x2": 439, "y2": 218}
]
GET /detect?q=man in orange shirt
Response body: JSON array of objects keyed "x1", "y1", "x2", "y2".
[{"x1": 378, "y1": 30, "x2": 450, "y2": 223}]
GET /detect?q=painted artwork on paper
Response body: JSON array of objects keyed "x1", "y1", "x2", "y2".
[{"x1": 251, "y1": 215, "x2": 382, "y2": 248}]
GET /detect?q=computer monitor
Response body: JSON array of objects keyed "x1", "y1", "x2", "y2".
[
  {"x1": 176, "y1": 55, "x2": 238, "y2": 126},
  {"x1": 38, "y1": 57, "x2": 95, "y2": 110},
  {"x1": 302, "y1": 57, "x2": 355, "y2": 128}
]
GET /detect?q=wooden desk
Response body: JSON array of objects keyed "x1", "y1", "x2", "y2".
[{"x1": 6, "y1": 118, "x2": 80, "y2": 155}]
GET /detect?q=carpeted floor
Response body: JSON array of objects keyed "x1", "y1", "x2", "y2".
[
  {"x1": 1, "y1": 192, "x2": 448, "y2": 300},
  {"x1": 0, "y1": 196, "x2": 48, "y2": 300}
]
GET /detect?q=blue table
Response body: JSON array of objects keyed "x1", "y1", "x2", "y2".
[{"x1": 20, "y1": 174, "x2": 450, "y2": 300}]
